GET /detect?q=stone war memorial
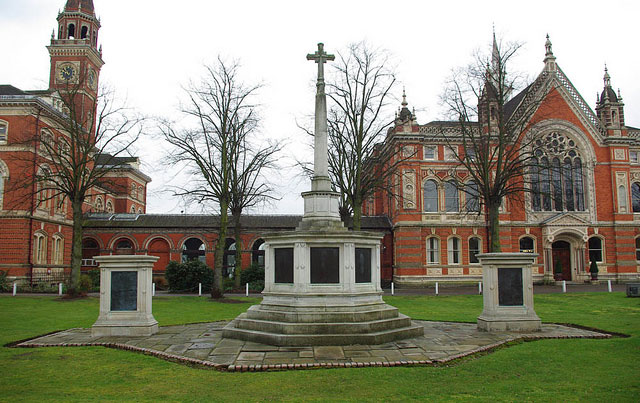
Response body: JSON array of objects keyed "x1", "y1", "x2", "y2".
[
  {"x1": 222, "y1": 43, "x2": 423, "y2": 345},
  {"x1": 12, "y1": 42, "x2": 614, "y2": 373}
]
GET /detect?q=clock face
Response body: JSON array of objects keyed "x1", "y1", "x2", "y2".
[
  {"x1": 57, "y1": 64, "x2": 76, "y2": 82},
  {"x1": 87, "y1": 69, "x2": 97, "y2": 90}
]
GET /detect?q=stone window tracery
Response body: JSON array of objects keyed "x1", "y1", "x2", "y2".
[{"x1": 531, "y1": 132, "x2": 585, "y2": 212}]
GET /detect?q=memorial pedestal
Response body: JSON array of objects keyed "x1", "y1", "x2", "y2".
[
  {"x1": 476, "y1": 253, "x2": 541, "y2": 332},
  {"x1": 92, "y1": 255, "x2": 159, "y2": 337}
]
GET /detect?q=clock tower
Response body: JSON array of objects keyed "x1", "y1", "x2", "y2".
[{"x1": 48, "y1": 0, "x2": 104, "y2": 128}]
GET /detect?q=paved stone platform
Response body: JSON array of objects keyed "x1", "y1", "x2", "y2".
[{"x1": 15, "y1": 320, "x2": 610, "y2": 372}]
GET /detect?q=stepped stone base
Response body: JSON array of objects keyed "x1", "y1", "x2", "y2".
[{"x1": 223, "y1": 295, "x2": 424, "y2": 346}]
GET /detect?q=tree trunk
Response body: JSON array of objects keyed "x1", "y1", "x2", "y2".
[
  {"x1": 233, "y1": 211, "x2": 242, "y2": 289},
  {"x1": 487, "y1": 203, "x2": 501, "y2": 253},
  {"x1": 211, "y1": 201, "x2": 228, "y2": 299},
  {"x1": 352, "y1": 199, "x2": 362, "y2": 231},
  {"x1": 68, "y1": 199, "x2": 84, "y2": 296}
]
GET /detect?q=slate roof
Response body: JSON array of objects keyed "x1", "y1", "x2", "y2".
[
  {"x1": 84, "y1": 214, "x2": 392, "y2": 231},
  {"x1": 0, "y1": 85, "x2": 27, "y2": 96},
  {"x1": 65, "y1": 0, "x2": 95, "y2": 13},
  {"x1": 94, "y1": 154, "x2": 139, "y2": 167}
]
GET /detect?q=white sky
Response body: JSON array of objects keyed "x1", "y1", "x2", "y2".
[{"x1": 1, "y1": 0, "x2": 639, "y2": 214}]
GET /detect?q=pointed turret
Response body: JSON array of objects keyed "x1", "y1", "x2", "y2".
[
  {"x1": 395, "y1": 88, "x2": 415, "y2": 125},
  {"x1": 596, "y1": 65, "x2": 625, "y2": 135}
]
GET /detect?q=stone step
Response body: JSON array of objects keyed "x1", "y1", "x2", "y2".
[
  {"x1": 233, "y1": 313, "x2": 414, "y2": 335},
  {"x1": 222, "y1": 321, "x2": 425, "y2": 346},
  {"x1": 244, "y1": 304, "x2": 399, "y2": 323}
]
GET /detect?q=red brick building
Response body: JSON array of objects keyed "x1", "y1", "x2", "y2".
[
  {"x1": 2, "y1": 1, "x2": 638, "y2": 287},
  {"x1": 365, "y1": 38, "x2": 640, "y2": 285},
  {"x1": 0, "y1": 0, "x2": 150, "y2": 283}
]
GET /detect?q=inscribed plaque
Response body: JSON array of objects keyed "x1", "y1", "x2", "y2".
[
  {"x1": 355, "y1": 248, "x2": 372, "y2": 283},
  {"x1": 311, "y1": 247, "x2": 339, "y2": 284},
  {"x1": 111, "y1": 271, "x2": 137, "y2": 311},
  {"x1": 498, "y1": 268, "x2": 523, "y2": 306},
  {"x1": 274, "y1": 248, "x2": 294, "y2": 284}
]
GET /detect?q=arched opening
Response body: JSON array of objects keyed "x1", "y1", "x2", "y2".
[
  {"x1": 552, "y1": 241, "x2": 571, "y2": 281},
  {"x1": 468, "y1": 237, "x2": 481, "y2": 264},
  {"x1": 148, "y1": 238, "x2": 170, "y2": 272},
  {"x1": 223, "y1": 238, "x2": 236, "y2": 278},
  {"x1": 182, "y1": 237, "x2": 205, "y2": 263},
  {"x1": 444, "y1": 181, "x2": 459, "y2": 212},
  {"x1": 68, "y1": 23, "x2": 75, "y2": 39},
  {"x1": 81, "y1": 26, "x2": 88, "y2": 39},
  {"x1": 423, "y1": 180, "x2": 438, "y2": 212},
  {"x1": 82, "y1": 238, "x2": 100, "y2": 266},
  {"x1": 519, "y1": 237, "x2": 535, "y2": 253},
  {"x1": 252, "y1": 239, "x2": 266, "y2": 267},
  {"x1": 114, "y1": 238, "x2": 134, "y2": 255},
  {"x1": 633, "y1": 182, "x2": 640, "y2": 212}
]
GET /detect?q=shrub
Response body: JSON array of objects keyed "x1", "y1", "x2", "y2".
[
  {"x1": 0, "y1": 270, "x2": 9, "y2": 293},
  {"x1": 87, "y1": 269, "x2": 100, "y2": 289},
  {"x1": 589, "y1": 260, "x2": 599, "y2": 274},
  {"x1": 241, "y1": 263, "x2": 265, "y2": 291},
  {"x1": 165, "y1": 260, "x2": 214, "y2": 293},
  {"x1": 78, "y1": 274, "x2": 92, "y2": 293}
]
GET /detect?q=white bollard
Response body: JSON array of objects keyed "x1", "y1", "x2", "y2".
[
  {"x1": 246, "y1": 282, "x2": 249, "y2": 297},
  {"x1": 562, "y1": 280, "x2": 566, "y2": 293},
  {"x1": 391, "y1": 282, "x2": 394, "y2": 295},
  {"x1": 607, "y1": 280, "x2": 612, "y2": 293},
  {"x1": 58, "y1": 283, "x2": 63, "y2": 295},
  {"x1": 198, "y1": 283, "x2": 202, "y2": 296},
  {"x1": 479, "y1": 281, "x2": 482, "y2": 294},
  {"x1": 13, "y1": 283, "x2": 17, "y2": 296},
  {"x1": 152, "y1": 283, "x2": 156, "y2": 297},
  {"x1": 435, "y1": 282, "x2": 439, "y2": 296}
]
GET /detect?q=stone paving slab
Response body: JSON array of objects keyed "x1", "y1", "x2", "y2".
[{"x1": 13, "y1": 320, "x2": 612, "y2": 372}]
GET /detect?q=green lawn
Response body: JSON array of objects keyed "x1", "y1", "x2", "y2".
[{"x1": 0, "y1": 293, "x2": 638, "y2": 402}]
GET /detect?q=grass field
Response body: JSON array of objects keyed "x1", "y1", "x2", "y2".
[{"x1": 0, "y1": 293, "x2": 638, "y2": 402}]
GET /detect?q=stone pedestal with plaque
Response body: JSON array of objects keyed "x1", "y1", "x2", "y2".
[
  {"x1": 222, "y1": 43, "x2": 423, "y2": 345},
  {"x1": 476, "y1": 253, "x2": 541, "y2": 332},
  {"x1": 92, "y1": 255, "x2": 159, "y2": 337}
]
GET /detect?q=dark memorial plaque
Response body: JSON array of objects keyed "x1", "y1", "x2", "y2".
[
  {"x1": 355, "y1": 248, "x2": 372, "y2": 283},
  {"x1": 498, "y1": 268, "x2": 523, "y2": 306},
  {"x1": 311, "y1": 247, "x2": 339, "y2": 284},
  {"x1": 274, "y1": 248, "x2": 294, "y2": 283},
  {"x1": 111, "y1": 271, "x2": 138, "y2": 311}
]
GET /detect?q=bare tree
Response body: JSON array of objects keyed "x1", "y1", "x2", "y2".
[
  {"x1": 9, "y1": 77, "x2": 143, "y2": 295},
  {"x1": 160, "y1": 57, "x2": 271, "y2": 298},
  {"x1": 229, "y1": 127, "x2": 281, "y2": 288},
  {"x1": 324, "y1": 41, "x2": 402, "y2": 230},
  {"x1": 440, "y1": 36, "x2": 554, "y2": 252}
]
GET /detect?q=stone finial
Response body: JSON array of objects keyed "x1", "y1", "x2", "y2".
[
  {"x1": 402, "y1": 87, "x2": 408, "y2": 107},
  {"x1": 545, "y1": 34, "x2": 553, "y2": 56},
  {"x1": 543, "y1": 34, "x2": 556, "y2": 72},
  {"x1": 51, "y1": 29, "x2": 55, "y2": 39},
  {"x1": 603, "y1": 65, "x2": 611, "y2": 87}
]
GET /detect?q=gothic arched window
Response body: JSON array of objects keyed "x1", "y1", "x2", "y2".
[
  {"x1": 531, "y1": 132, "x2": 585, "y2": 212},
  {"x1": 444, "y1": 181, "x2": 459, "y2": 212},
  {"x1": 423, "y1": 180, "x2": 438, "y2": 212},
  {"x1": 632, "y1": 182, "x2": 640, "y2": 213}
]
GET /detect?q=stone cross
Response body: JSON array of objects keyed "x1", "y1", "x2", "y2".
[{"x1": 306, "y1": 43, "x2": 334, "y2": 190}]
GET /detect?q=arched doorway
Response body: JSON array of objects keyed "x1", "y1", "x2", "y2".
[
  {"x1": 552, "y1": 241, "x2": 572, "y2": 281},
  {"x1": 82, "y1": 238, "x2": 100, "y2": 266},
  {"x1": 182, "y1": 238, "x2": 205, "y2": 263},
  {"x1": 148, "y1": 238, "x2": 170, "y2": 273},
  {"x1": 252, "y1": 239, "x2": 265, "y2": 267}
]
